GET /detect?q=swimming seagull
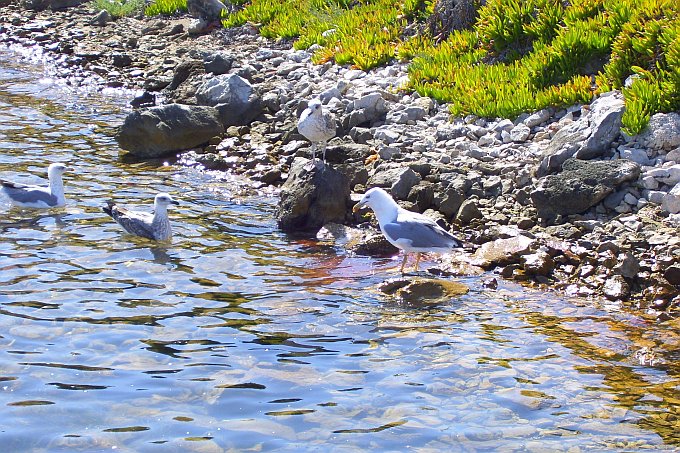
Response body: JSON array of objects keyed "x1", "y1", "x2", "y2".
[
  {"x1": 297, "y1": 99, "x2": 336, "y2": 168},
  {"x1": 187, "y1": 0, "x2": 230, "y2": 34},
  {"x1": 0, "y1": 163, "x2": 69, "y2": 208},
  {"x1": 353, "y1": 187, "x2": 463, "y2": 273},
  {"x1": 102, "y1": 192, "x2": 179, "y2": 241}
]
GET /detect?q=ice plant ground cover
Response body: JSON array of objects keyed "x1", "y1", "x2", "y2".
[{"x1": 144, "y1": 0, "x2": 678, "y2": 134}]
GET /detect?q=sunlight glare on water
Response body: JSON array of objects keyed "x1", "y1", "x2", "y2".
[{"x1": 0, "y1": 49, "x2": 679, "y2": 452}]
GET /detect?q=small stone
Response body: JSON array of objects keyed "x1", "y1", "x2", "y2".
[
  {"x1": 523, "y1": 108, "x2": 551, "y2": 128},
  {"x1": 614, "y1": 252, "x2": 639, "y2": 278},
  {"x1": 619, "y1": 146, "x2": 650, "y2": 165},
  {"x1": 659, "y1": 164, "x2": 680, "y2": 185},
  {"x1": 662, "y1": 183, "x2": 680, "y2": 214},
  {"x1": 456, "y1": 199, "x2": 483, "y2": 224},
  {"x1": 471, "y1": 235, "x2": 534, "y2": 269},
  {"x1": 90, "y1": 9, "x2": 112, "y2": 26},
  {"x1": 509, "y1": 123, "x2": 531, "y2": 142},
  {"x1": 666, "y1": 147, "x2": 680, "y2": 163},
  {"x1": 517, "y1": 217, "x2": 535, "y2": 229},
  {"x1": 647, "y1": 190, "x2": 666, "y2": 204},
  {"x1": 641, "y1": 175, "x2": 658, "y2": 190},
  {"x1": 477, "y1": 134, "x2": 495, "y2": 147},
  {"x1": 603, "y1": 275, "x2": 631, "y2": 300},
  {"x1": 522, "y1": 251, "x2": 555, "y2": 276},
  {"x1": 664, "y1": 265, "x2": 680, "y2": 286},
  {"x1": 368, "y1": 167, "x2": 421, "y2": 200}
]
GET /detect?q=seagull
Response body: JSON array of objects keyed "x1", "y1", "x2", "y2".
[
  {"x1": 102, "y1": 192, "x2": 179, "y2": 241},
  {"x1": 353, "y1": 187, "x2": 463, "y2": 273},
  {"x1": 297, "y1": 99, "x2": 336, "y2": 168},
  {"x1": 0, "y1": 163, "x2": 69, "y2": 208},
  {"x1": 187, "y1": 0, "x2": 230, "y2": 34}
]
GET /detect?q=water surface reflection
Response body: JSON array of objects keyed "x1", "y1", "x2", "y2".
[{"x1": 0, "y1": 48, "x2": 679, "y2": 451}]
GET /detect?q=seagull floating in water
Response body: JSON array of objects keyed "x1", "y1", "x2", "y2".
[
  {"x1": 102, "y1": 192, "x2": 179, "y2": 241},
  {"x1": 297, "y1": 99, "x2": 336, "y2": 168},
  {"x1": 0, "y1": 163, "x2": 69, "y2": 208},
  {"x1": 187, "y1": 0, "x2": 230, "y2": 33},
  {"x1": 353, "y1": 187, "x2": 463, "y2": 273}
]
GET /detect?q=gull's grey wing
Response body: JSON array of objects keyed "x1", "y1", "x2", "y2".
[
  {"x1": 383, "y1": 216, "x2": 461, "y2": 249},
  {"x1": 322, "y1": 112, "x2": 337, "y2": 137},
  {"x1": 1, "y1": 180, "x2": 58, "y2": 206},
  {"x1": 103, "y1": 202, "x2": 155, "y2": 240}
]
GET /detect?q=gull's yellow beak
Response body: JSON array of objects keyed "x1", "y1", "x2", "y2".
[{"x1": 352, "y1": 202, "x2": 362, "y2": 213}]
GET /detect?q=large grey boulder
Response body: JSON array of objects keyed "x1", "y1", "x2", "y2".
[
  {"x1": 531, "y1": 158, "x2": 641, "y2": 221},
  {"x1": 537, "y1": 93, "x2": 625, "y2": 176},
  {"x1": 196, "y1": 74, "x2": 263, "y2": 126},
  {"x1": 116, "y1": 104, "x2": 224, "y2": 158},
  {"x1": 276, "y1": 159, "x2": 351, "y2": 233}
]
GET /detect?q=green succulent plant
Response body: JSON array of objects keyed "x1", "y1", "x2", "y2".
[{"x1": 145, "y1": 0, "x2": 678, "y2": 135}]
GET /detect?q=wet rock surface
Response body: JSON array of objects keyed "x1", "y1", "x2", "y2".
[
  {"x1": 378, "y1": 277, "x2": 469, "y2": 304},
  {"x1": 276, "y1": 159, "x2": 351, "y2": 233},
  {"x1": 1, "y1": 3, "x2": 678, "y2": 313},
  {"x1": 116, "y1": 103, "x2": 224, "y2": 157}
]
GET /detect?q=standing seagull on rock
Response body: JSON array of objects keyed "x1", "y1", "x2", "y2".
[
  {"x1": 297, "y1": 99, "x2": 336, "y2": 169},
  {"x1": 187, "y1": 0, "x2": 230, "y2": 34},
  {"x1": 353, "y1": 187, "x2": 463, "y2": 274},
  {"x1": 0, "y1": 163, "x2": 69, "y2": 208},
  {"x1": 103, "y1": 193, "x2": 179, "y2": 241}
]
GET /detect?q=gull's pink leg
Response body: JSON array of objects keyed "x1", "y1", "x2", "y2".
[{"x1": 400, "y1": 253, "x2": 409, "y2": 274}]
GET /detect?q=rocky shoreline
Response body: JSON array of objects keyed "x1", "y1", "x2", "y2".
[{"x1": 1, "y1": 3, "x2": 678, "y2": 315}]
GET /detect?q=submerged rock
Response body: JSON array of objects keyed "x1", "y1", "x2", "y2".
[
  {"x1": 378, "y1": 277, "x2": 469, "y2": 304},
  {"x1": 276, "y1": 159, "x2": 351, "y2": 233}
]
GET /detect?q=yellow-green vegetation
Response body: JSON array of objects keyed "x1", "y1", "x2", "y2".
[
  {"x1": 409, "y1": 0, "x2": 679, "y2": 134},
  {"x1": 223, "y1": 0, "x2": 428, "y2": 70},
  {"x1": 92, "y1": 0, "x2": 145, "y2": 17},
  {"x1": 145, "y1": 0, "x2": 679, "y2": 135},
  {"x1": 144, "y1": 0, "x2": 187, "y2": 16}
]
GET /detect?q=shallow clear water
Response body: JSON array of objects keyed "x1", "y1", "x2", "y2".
[{"x1": 1, "y1": 48, "x2": 679, "y2": 452}]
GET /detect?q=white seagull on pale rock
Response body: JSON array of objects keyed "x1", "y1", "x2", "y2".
[
  {"x1": 353, "y1": 187, "x2": 463, "y2": 273},
  {"x1": 297, "y1": 99, "x2": 336, "y2": 168},
  {"x1": 103, "y1": 193, "x2": 179, "y2": 241},
  {"x1": 0, "y1": 163, "x2": 69, "y2": 208}
]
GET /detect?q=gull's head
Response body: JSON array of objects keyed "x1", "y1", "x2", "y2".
[
  {"x1": 154, "y1": 193, "x2": 179, "y2": 208},
  {"x1": 307, "y1": 99, "x2": 323, "y2": 115},
  {"x1": 48, "y1": 163, "x2": 68, "y2": 177},
  {"x1": 353, "y1": 187, "x2": 393, "y2": 213}
]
